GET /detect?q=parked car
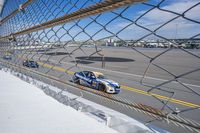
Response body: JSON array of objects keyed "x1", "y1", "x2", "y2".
[
  {"x1": 23, "y1": 60, "x2": 39, "y2": 68},
  {"x1": 72, "y1": 71, "x2": 120, "y2": 94}
]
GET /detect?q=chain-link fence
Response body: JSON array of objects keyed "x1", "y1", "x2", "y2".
[{"x1": 0, "y1": 0, "x2": 200, "y2": 132}]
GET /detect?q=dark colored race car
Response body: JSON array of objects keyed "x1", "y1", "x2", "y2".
[
  {"x1": 3, "y1": 55, "x2": 12, "y2": 60},
  {"x1": 23, "y1": 60, "x2": 39, "y2": 68},
  {"x1": 3, "y1": 52, "x2": 12, "y2": 60},
  {"x1": 72, "y1": 71, "x2": 120, "y2": 94}
]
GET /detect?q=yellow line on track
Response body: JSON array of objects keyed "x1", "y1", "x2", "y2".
[
  {"x1": 121, "y1": 85, "x2": 200, "y2": 108},
  {"x1": 38, "y1": 62, "x2": 74, "y2": 75},
  {"x1": 19, "y1": 57, "x2": 200, "y2": 108}
]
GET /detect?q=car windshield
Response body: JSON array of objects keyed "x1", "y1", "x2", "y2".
[{"x1": 80, "y1": 71, "x2": 89, "y2": 77}]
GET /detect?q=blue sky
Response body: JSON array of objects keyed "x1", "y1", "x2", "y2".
[{"x1": 1, "y1": 0, "x2": 200, "y2": 41}]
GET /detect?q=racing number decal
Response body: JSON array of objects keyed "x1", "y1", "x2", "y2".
[{"x1": 92, "y1": 81, "x2": 97, "y2": 87}]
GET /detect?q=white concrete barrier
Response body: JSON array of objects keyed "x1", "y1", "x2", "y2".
[{"x1": 1, "y1": 67, "x2": 168, "y2": 133}]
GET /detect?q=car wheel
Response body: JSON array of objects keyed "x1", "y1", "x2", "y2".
[
  {"x1": 98, "y1": 84, "x2": 106, "y2": 92},
  {"x1": 74, "y1": 78, "x2": 80, "y2": 84}
]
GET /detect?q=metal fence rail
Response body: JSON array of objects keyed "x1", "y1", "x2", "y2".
[{"x1": 0, "y1": 0, "x2": 200, "y2": 132}]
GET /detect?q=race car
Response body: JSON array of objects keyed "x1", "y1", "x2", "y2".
[
  {"x1": 3, "y1": 52, "x2": 12, "y2": 60},
  {"x1": 72, "y1": 71, "x2": 120, "y2": 94},
  {"x1": 3, "y1": 55, "x2": 12, "y2": 60},
  {"x1": 23, "y1": 60, "x2": 39, "y2": 68}
]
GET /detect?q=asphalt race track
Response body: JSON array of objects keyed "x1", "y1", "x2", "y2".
[{"x1": 4, "y1": 46, "x2": 200, "y2": 133}]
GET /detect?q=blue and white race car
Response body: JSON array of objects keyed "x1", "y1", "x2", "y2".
[
  {"x1": 72, "y1": 71, "x2": 120, "y2": 94},
  {"x1": 23, "y1": 60, "x2": 39, "y2": 68}
]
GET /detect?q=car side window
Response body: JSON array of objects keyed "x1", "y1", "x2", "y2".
[
  {"x1": 81, "y1": 71, "x2": 89, "y2": 77},
  {"x1": 86, "y1": 72, "x2": 91, "y2": 78},
  {"x1": 89, "y1": 72, "x2": 96, "y2": 79}
]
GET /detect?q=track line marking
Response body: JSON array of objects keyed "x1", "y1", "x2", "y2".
[
  {"x1": 15, "y1": 56, "x2": 200, "y2": 108},
  {"x1": 55, "y1": 59, "x2": 200, "y2": 88},
  {"x1": 35, "y1": 61, "x2": 200, "y2": 108},
  {"x1": 121, "y1": 85, "x2": 200, "y2": 108},
  {"x1": 18, "y1": 55, "x2": 200, "y2": 88}
]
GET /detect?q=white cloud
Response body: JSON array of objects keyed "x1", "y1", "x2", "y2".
[
  {"x1": 138, "y1": 0, "x2": 200, "y2": 25},
  {"x1": 116, "y1": 0, "x2": 200, "y2": 39},
  {"x1": 163, "y1": 0, "x2": 199, "y2": 13}
]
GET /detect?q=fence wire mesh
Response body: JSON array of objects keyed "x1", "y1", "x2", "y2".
[{"x1": 0, "y1": 0, "x2": 200, "y2": 132}]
